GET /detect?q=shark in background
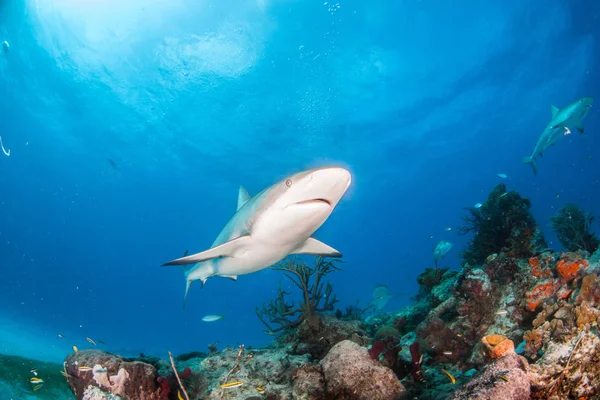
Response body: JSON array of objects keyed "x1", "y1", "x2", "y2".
[
  {"x1": 163, "y1": 166, "x2": 352, "y2": 308},
  {"x1": 522, "y1": 96, "x2": 593, "y2": 176}
]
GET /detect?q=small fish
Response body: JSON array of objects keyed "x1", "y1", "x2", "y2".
[
  {"x1": 444, "y1": 227, "x2": 452, "y2": 232},
  {"x1": 497, "y1": 375, "x2": 510, "y2": 382},
  {"x1": 202, "y1": 315, "x2": 224, "y2": 322},
  {"x1": 564, "y1": 126, "x2": 571, "y2": 136},
  {"x1": 72, "y1": 345, "x2": 78, "y2": 353},
  {"x1": 78, "y1": 366, "x2": 92, "y2": 372},
  {"x1": 86, "y1": 337, "x2": 96, "y2": 346},
  {"x1": 443, "y1": 351, "x2": 453, "y2": 356},
  {"x1": 495, "y1": 310, "x2": 508, "y2": 315},
  {"x1": 98, "y1": 340, "x2": 106, "y2": 345},
  {"x1": 30, "y1": 368, "x2": 38, "y2": 376},
  {"x1": 30, "y1": 377, "x2": 44, "y2": 384},
  {"x1": 220, "y1": 381, "x2": 244, "y2": 389},
  {"x1": 418, "y1": 354, "x2": 423, "y2": 364},
  {"x1": 555, "y1": 193, "x2": 560, "y2": 199},
  {"x1": 264, "y1": 330, "x2": 275, "y2": 336},
  {"x1": 499, "y1": 192, "x2": 507, "y2": 198},
  {"x1": 456, "y1": 333, "x2": 463, "y2": 337},
  {"x1": 33, "y1": 384, "x2": 43, "y2": 391},
  {"x1": 474, "y1": 203, "x2": 482, "y2": 209},
  {"x1": 257, "y1": 387, "x2": 265, "y2": 393},
  {"x1": 497, "y1": 173, "x2": 508, "y2": 179},
  {"x1": 441, "y1": 369, "x2": 456, "y2": 384},
  {"x1": 60, "y1": 371, "x2": 72, "y2": 378},
  {"x1": 58, "y1": 334, "x2": 65, "y2": 338},
  {"x1": 178, "y1": 391, "x2": 184, "y2": 400}
]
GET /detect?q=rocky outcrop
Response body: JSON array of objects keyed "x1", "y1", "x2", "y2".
[
  {"x1": 65, "y1": 350, "x2": 164, "y2": 400},
  {"x1": 289, "y1": 314, "x2": 370, "y2": 360},
  {"x1": 450, "y1": 353, "x2": 530, "y2": 400},
  {"x1": 320, "y1": 340, "x2": 406, "y2": 400}
]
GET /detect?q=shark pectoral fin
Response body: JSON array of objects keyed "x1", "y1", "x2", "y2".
[
  {"x1": 574, "y1": 121, "x2": 585, "y2": 134},
  {"x1": 162, "y1": 235, "x2": 253, "y2": 266},
  {"x1": 237, "y1": 186, "x2": 251, "y2": 210},
  {"x1": 551, "y1": 105, "x2": 559, "y2": 117},
  {"x1": 291, "y1": 237, "x2": 342, "y2": 257},
  {"x1": 219, "y1": 274, "x2": 238, "y2": 281}
]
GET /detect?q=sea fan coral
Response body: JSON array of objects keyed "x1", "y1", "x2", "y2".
[{"x1": 255, "y1": 256, "x2": 341, "y2": 333}]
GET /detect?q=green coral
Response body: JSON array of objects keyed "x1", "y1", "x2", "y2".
[
  {"x1": 255, "y1": 256, "x2": 341, "y2": 333},
  {"x1": 459, "y1": 184, "x2": 546, "y2": 265},
  {"x1": 550, "y1": 203, "x2": 599, "y2": 253}
]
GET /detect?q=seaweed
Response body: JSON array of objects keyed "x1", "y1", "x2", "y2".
[
  {"x1": 550, "y1": 203, "x2": 599, "y2": 253},
  {"x1": 459, "y1": 184, "x2": 546, "y2": 265},
  {"x1": 255, "y1": 256, "x2": 341, "y2": 333}
]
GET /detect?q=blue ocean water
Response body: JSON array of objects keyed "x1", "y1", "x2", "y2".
[{"x1": 0, "y1": 0, "x2": 598, "y2": 364}]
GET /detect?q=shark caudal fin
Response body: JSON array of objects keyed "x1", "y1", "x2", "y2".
[{"x1": 521, "y1": 156, "x2": 538, "y2": 176}]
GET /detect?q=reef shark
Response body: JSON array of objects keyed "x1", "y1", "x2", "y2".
[
  {"x1": 522, "y1": 96, "x2": 593, "y2": 176},
  {"x1": 163, "y1": 166, "x2": 352, "y2": 307}
]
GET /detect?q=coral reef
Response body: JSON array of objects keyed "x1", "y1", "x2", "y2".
[
  {"x1": 550, "y1": 203, "x2": 599, "y2": 253},
  {"x1": 51, "y1": 188, "x2": 600, "y2": 400},
  {"x1": 459, "y1": 184, "x2": 546, "y2": 265},
  {"x1": 256, "y1": 256, "x2": 341, "y2": 333}
]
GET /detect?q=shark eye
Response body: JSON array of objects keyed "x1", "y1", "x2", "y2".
[{"x1": 285, "y1": 179, "x2": 292, "y2": 187}]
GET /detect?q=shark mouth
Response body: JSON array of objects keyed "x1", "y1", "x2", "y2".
[{"x1": 295, "y1": 198, "x2": 332, "y2": 206}]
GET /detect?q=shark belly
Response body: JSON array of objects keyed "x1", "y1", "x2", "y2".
[{"x1": 215, "y1": 239, "x2": 297, "y2": 276}]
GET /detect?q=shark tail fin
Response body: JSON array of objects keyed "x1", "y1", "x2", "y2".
[{"x1": 521, "y1": 156, "x2": 537, "y2": 176}]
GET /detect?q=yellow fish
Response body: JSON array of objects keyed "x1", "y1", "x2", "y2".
[
  {"x1": 441, "y1": 369, "x2": 456, "y2": 384},
  {"x1": 257, "y1": 387, "x2": 265, "y2": 393},
  {"x1": 78, "y1": 366, "x2": 92, "y2": 372},
  {"x1": 497, "y1": 375, "x2": 510, "y2": 382},
  {"x1": 178, "y1": 391, "x2": 184, "y2": 400},
  {"x1": 30, "y1": 377, "x2": 44, "y2": 384},
  {"x1": 33, "y1": 384, "x2": 43, "y2": 391},
  {"x1": 264, "y1": 330, "x2": 275, "y2": 336},
  {"x1": 86, "y1": 337, "x2": 96, "y2": 346},
  {"x1": 72, "y1": 345, "x2": 78, "y2": 353},
  {"x1": 220, "y1": 381, "x2": 244, "y2": 389},
  {"x1": 60, "y1": 371, "x2": 72, "y2": 378}
]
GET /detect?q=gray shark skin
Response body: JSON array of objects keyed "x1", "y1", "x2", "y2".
[
  {"x1": 522, "y1": 96, "x2": 593, "y2": 176},
  {"x1": 163, "y1": 166, "x2": 352, "y2": 307}
]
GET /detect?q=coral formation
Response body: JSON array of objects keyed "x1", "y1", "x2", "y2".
[
  {"x1": 480, "y1": 334, "x2": 515, "y2": 359},
  {"x1": 550, "y1": 203, "x2": 599, "y2": 252},
  {"x1": 459, "y1": 184, "x2": 546, "y2": 265},
  {"x1": 256, "y1": 256, "x2": 341, "y2": 333}
]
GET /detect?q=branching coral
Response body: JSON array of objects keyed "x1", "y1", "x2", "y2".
[
  {"x1": 255, "y1": 256, "x2": 341, "y2": 332},
  {"x1": 550, "y1": 203, "x2": 599, "y2": 253},
  {"x1": 459, "y1": 184, "x2": 546, "y2": 265}
]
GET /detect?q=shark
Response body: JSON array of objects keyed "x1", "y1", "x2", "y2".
[
  {"x1": 162, "y1": 166, "x2": 352, "y2": 307},
  {"x1": 522, "y1": 96, "x2": 593, "y2": 176}
]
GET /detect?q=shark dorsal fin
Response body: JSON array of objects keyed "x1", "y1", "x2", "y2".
[
  {"x1": 550, "y1": 105, "x2": 559, "y2": 117},
  {"x1": 237, "y1": 186, "x2": 251, "y2": 210}
]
